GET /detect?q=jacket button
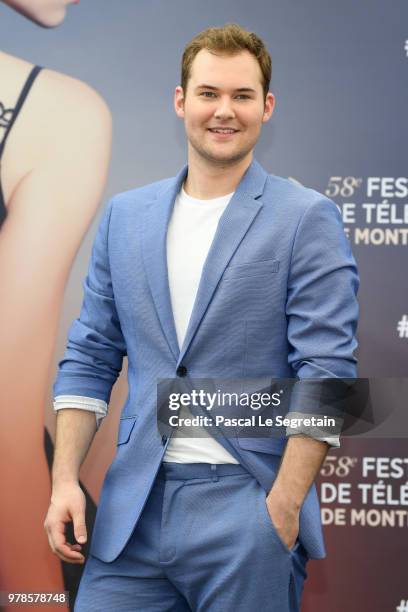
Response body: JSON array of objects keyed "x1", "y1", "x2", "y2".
[{"x1": 176, "y1": 365, "x2": 188, "y2": 377}]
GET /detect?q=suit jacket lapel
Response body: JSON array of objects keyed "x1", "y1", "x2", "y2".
[
  {"x1": 177, "y1": 158, "x2": 268, "y2": 366},
  {"x1": 142, "y1": 166, "x2": 188, "y2": 361}
]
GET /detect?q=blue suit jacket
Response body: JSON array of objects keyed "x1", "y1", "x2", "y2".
[{"x1": 53, "y1": 159, "x2": 359, "y2": 562}]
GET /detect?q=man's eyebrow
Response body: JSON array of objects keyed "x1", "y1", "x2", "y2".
[
  {"x1": 195, "y1": 84, "x2": 219, "y2": 91},
  {"x1": 195, "y1": 84, "x2": 257, "y2": 93}
]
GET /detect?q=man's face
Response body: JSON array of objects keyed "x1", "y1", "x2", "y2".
[{"x1": 175, "y1": 49, "x2": 275, "y2": 166}]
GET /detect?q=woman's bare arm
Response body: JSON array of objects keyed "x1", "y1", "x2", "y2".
[{"x1": 0, "y1": 68, "x2": 112, "y2": 589}]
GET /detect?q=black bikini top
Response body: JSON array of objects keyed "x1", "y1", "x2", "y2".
[{"x1": 0, "y1": 65, "x2": 42, "y2": 228}]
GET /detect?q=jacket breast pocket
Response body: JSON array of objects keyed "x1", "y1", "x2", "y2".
[
  {"x1": 222, "y1": 258, "x2": 279, "y2": 281},
  {"x1": 117, "y1": 415, "x2": 137, "y2": 445}
]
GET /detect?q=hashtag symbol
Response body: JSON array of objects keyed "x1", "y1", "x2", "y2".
[
  {"x1": 397, "y1": 315, "x2": 408, "y2": 338},
  {"x1": 396, "y1": 600, "x2": 408, "y2": 612}
]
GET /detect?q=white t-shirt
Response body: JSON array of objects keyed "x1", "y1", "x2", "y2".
[{"x1": 163, "y1": 186, "x2": 238, "y2": 463}]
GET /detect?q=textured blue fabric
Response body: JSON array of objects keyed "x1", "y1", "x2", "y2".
[
  {"x1": 53, "y1": 159, "x2": 359, "y2": 563},
  {"x1": 74, "y1": 464, "x2": 308, "y2": 612}
]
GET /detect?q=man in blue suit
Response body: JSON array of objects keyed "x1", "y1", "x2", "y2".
[{"x1": 45, "y1": 24, "x2": 359, "y2": 612}]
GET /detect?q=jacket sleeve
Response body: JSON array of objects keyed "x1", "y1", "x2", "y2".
[
  {"x1": 285, "y1": 196, "x2": 359, "y2": 435},
  {"x1": 53, "y1": 198, "x2": 127, "y2": 404}
]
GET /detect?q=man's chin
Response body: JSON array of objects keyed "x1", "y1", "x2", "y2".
[{"x1": 198, "y1": 147, "x2": 251, "y2": 166}]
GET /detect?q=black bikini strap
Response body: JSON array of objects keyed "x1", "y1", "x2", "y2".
[{"x1": 0, "y1": 65, "x2": 43, "y2": 158}]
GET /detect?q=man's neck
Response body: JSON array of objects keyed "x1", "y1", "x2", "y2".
[{"x1": 183, "y1": 149, "x2": 253, "y2": 200}]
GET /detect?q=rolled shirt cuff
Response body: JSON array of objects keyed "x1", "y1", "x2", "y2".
[
  {"x1": 285, "y1": 411, "x2": 342, "y2": 448},
  {"x1": 53, "y1": 395, "x2": 108, "y2": 430},
  {"x1": 286, "y1": 432, "x2": 341, "y2": 448}
]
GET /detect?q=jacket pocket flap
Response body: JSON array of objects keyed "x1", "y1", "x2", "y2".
[
  {"x1": 223, "y1": 259, "x2": 279, "y2": 280},
  {"x1": 117, "y1": 415, "x2": 137, "y2": 445}
]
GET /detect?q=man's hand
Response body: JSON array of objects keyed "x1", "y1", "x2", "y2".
[
  {"x1": 264, "y1": 435, "x2": 330, "y2": 551},
  {"x1": 265, "y1": 486, "x2": 300, "y2": 551},
  {"x1": 44, "y1": 482, "x2": 87, "y2": 564}
]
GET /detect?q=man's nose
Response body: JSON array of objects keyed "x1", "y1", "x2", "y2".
[{"x1": 214, "y1": 97, "x2": 235, "y2": 120}]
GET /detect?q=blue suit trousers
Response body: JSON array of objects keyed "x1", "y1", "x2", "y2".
[{"x1": 75, "y1": 463, "x2": 308, "y2": 611}]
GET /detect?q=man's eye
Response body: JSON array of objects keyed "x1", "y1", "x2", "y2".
[
  {"x1": 200, "y1": 91, "x2": 216, "y2": 98},
  {"x1": 236, "y1": 95, "x2": 250, "y2": 100}
]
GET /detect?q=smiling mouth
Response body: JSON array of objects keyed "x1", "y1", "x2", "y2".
[{"x1": 208, "y1": 128, "x2": 239, "y2": 134}]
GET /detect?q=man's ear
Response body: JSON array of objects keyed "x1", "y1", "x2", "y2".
[
  {"x1": 174, "y1": 86, "x2": 185, "y2": 118},
  {"x1": 262, "y1": 92, "x2": 275, "y2": 123}
]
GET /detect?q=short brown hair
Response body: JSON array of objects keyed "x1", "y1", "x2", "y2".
[{"x1": 181, "y1": 23, "x2": 272, "y2": 99}]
